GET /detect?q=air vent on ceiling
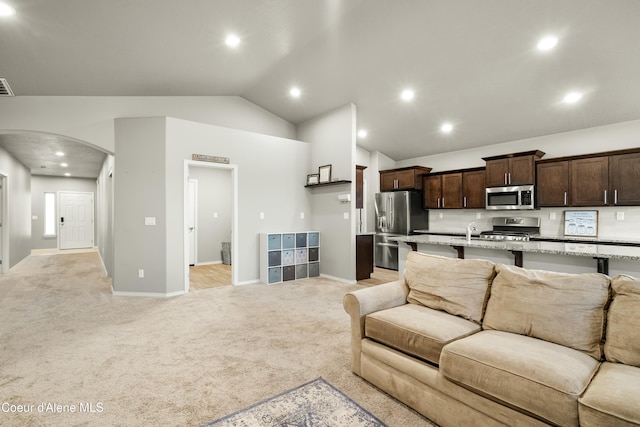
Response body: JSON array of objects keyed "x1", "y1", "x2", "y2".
[{"x1": 0, "y1": 78, "x2": 15, "y2": 96}]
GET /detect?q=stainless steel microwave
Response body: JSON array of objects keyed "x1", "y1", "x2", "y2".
[{"x1": 486, "y1": 185, "x2": 535, "y2": 210}]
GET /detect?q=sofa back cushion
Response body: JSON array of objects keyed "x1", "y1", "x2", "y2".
[
  {"x1": 605, "y1": 275, "x2": 640, "y2": 367},
  {"x1": 404, "y1": 252, "x2": 495, "y2": 324},
  {"x1": 483, "y1": 264, "x2": 610, "y2": 360}
]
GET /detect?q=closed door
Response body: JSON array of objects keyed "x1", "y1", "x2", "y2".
[{"x1": 59, "y1": 192, "x2": 94, "y2": 249}]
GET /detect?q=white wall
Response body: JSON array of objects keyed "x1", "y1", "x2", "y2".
[
  {"x1": 395, "y1": 118, "x2": 640, "y2": 172},
  {"x1": 0, "y1": 146, "x2": 31, "y2": 269},
  {"x1": 113, "y1": 118, "x2": 167, "y2": 294},
  {"x1": 189, "y1": 167, "x2": 233, "y2": 264},
  {"x1": 96, "y1": 155, "x2": 114, "y2": 276},
  {"x1": 165, "y1": 117, "x2": 313, "y2": 291},
  {"x1": 0, "y1": 96, "x2": 296, "y2": 154},
  {"x1": 298, "y1": 104, "x2": 357, "y2": 282},
  {"x1": 30, "y1": 176, "x2": 97, "y2": 250}
]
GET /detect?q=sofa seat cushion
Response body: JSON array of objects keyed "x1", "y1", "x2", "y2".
[
  {"x1": 605, "y1": 275, "x2": 640, "y2": 367},
  {"x1": 365, "y1": 304, "x2": 481, "y2": 365},
  {"x1": 579, "y1": 362, "x2": 640, "y2": 427},
  {"x1": 404, "y1": 252, "x2": 495, "y2": 324},
  {"x1": 482, "y1": 264, "x2": 610, "y2": 360},
  {"x1": 440, "y1": 330, "x2": 600, "y2": 427}
]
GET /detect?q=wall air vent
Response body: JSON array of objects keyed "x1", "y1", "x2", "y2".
[{"x1": 0, "y1": 78, "x2": 15, "y2": 96}]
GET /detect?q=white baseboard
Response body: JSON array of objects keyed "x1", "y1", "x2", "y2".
[
  {"x1": 195, "y1": 260, "x2": 223, "y2": 266},
  {"x1": 320, "y1": 273, "x2": 357, "y2": 285},
  {"x1": 235, "y1": 279, "x2": 261, "y2": 286},
  {"x1": 111, "y1": 287, "x2": 186, "y2": 298}
]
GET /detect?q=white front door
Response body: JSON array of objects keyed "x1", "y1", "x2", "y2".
[
  {"x1": 59, "y1": 191, "x2": 94, "y2": 249},
  {"x1": 188, "y1": 179, "x2": 197, "y2": 266}
]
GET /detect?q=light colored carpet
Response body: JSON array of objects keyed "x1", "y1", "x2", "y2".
[{"x1": 0, "y1": 251, "x2": 435, "y2": 426}]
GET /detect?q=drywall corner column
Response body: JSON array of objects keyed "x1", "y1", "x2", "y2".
[
  {"x1": 298, "y1": 103, "x2": 357, "y2": 282},
  {"x1": 113, "y1": 117, "x2": 167, "y2": 294},
  {"x1": 0, "y1": 146, "x2": 31, "y2": 269}
]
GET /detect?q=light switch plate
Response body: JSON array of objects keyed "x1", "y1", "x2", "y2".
[
  {"x1": 617, "y1": 212, "x2": 625, "y2": 221},
  {"x1": 343, "y1": 212, "x2": 349, "y2": 220},
  {"x1": 300, "y1": 212, "x2": 304, "y2": 219},
  {"x1": 259, "y1": 212, "x2": 265, "y2": 219},
  {"x1": 550, "y1": 212, "x2": 556, "y2": 220},
  {"x1": 144, "y1": 217, "x2": 156, "y2": 226},
  {"x1": 476, "y1": 212, "x2": 482, "y2": 219}
]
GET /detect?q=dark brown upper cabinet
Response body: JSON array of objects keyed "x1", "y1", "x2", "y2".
[
  {"x1": 355, "y1": 165, "x2": 367, "y2": 209},
  {"x1": 609, "y1": 152, "x2": 640, "y2": 205},
  {"x1": 536, "y1": 160, "x2": 570, "y2": 207},
  {"x1": 462, "y1": 168, "x2": 486, "y2": 208},
  {"x1": 483, "y1": 150, "x2": 545, "y2": 187},
  {"x1": 571, "y1": 156, "x2": 609, "y2": 206},
  {"x1": 379, "y1": 166, "x2": 432, "y2": 191},
  {"x1": 423, "y1": 173, "x2": 463, "y2": 209}
]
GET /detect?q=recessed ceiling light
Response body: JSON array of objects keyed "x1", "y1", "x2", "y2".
[
  {"x1": 55, "y1": 151, "x2": 65, "y2": 156},
  {"x1": 537, "y1": 35, "x2": 558, "y2": 51},
  {"x1": 64, "y1": 173, "x2": 71, "y2": 177},
  {"x1": 290, "y1": 87, "x2": 301, "y2": 98},
  {"x1": 357, "y1": 129, "x2": 368, "y2": 138},
  {"x1": 401, "y1": 89, "x2": 415, "y2": 102},
  {"x1": 440, "y1": 122, "x2": 454, "y2": 134},
  {"x1": 563, "y1": 92, "x2": 583, "y2": 104},
  {"x1": 225, "y1": 34, "x2": 241, "y2": 48},
  {"x1": 0, "y1": 3, "x2": 16, "y2": 16},
  {"x1": 60, "y1": 163, "x2": 68, "y2": 167}
]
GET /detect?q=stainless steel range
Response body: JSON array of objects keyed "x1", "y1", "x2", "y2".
[{"x1": 479, "y1": 217, "x2": 540, "y2": 241}]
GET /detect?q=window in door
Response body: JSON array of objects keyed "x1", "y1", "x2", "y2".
[{"x1": 44, "y1": 192, "x2": 56, "y2": 237}]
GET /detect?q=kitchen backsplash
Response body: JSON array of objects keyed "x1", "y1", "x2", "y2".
[{"x1": 426, "y1": 206, "x2": 640, "y2": 241}]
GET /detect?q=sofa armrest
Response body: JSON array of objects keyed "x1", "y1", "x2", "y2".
[{"x1": 343, "y1": 280, "x2": 409, "y2": 375}]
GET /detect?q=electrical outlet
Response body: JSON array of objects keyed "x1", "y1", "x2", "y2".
[
  {"x1": 138, "y1": 269, "x2": 144, "y2": 279},
  {"x1": 213, "y1": 212, "x2": 218, "y2": 219},
  {"x1": 550, "y1": 212, "x2": 556, "y2": 220},
  {"x1": 476, "y1": 212, "x2": 482, "y2": 219},
  {"x1": 343, "y1": 212, "x2": 349, "y2": 220},
  {"x1": 438, "y1": 212, "x2": 444, "y2": 219},
  {"x1": 300, "y1": 212, "x2": 305, "y2": 219},
  {"x1": 259, "y1": 212, "x2": 265, "y2": 219},
  {"x1": 617, "y1": 212, "x2": 625, "y2": 221}
]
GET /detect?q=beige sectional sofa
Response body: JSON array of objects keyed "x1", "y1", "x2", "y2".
[{"x1": 344, "y1": 252, "x2": 640, "y2": 426}]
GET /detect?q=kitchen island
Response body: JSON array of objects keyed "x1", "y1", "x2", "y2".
[{"x1": 392, "y1": 233, "x2": 640, "y2": 277}]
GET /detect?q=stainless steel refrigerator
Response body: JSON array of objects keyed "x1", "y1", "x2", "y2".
[{"x1": 374, "y1": 191, "x2": 428, "y2": 270}]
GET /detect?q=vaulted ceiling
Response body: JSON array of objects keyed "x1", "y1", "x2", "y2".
[{"x1": 1, "y1": 0, "x2": 640, "y2": 177}]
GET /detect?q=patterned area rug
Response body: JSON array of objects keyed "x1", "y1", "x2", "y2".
[{"x1": 203, "y1": 377, "x2": 388, "y2": 426}]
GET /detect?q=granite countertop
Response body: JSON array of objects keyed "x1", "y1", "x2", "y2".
[{"x1": 392, "y1": 234, "x2": 640, "y2": 261}]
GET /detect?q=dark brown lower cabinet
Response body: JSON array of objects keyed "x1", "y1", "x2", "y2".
[{"x1": 356, "y1": 234, "x2": 374, "y2": 280}]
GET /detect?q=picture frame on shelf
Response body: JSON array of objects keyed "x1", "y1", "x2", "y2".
[
  {"x1": 306, "y1": 174, "x2": 319, "y2": 186},
  {"x1": 318, "y1": 164, "x2": 332, "y2": 183}
]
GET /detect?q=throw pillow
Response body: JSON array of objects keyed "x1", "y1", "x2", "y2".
[
  {"x1": 483, "y1": 264, "x2": 610, "y2": 360},
  {"x1": 605, "y1": 274, "x2": 640, "y2": 367},
  {"x1": 404, "y1": 252, "x2": 495, "y2": 324}
]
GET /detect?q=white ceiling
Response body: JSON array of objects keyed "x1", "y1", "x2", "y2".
[{"x1": 1, "y1": 0, "x2": 640, "y2": 174}]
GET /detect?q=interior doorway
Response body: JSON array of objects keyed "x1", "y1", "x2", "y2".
[{"x1": 183, "y1": 161, "x2": 238, "y2": 292}]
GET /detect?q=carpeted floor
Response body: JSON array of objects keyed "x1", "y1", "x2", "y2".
[{"x1": 0, "y1": 251, "x2": 435, "y2": 426}]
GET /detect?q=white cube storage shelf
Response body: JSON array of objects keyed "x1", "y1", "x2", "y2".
[{"x1": 260, "y1": 232, "x2": 320, "y2": 284}]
